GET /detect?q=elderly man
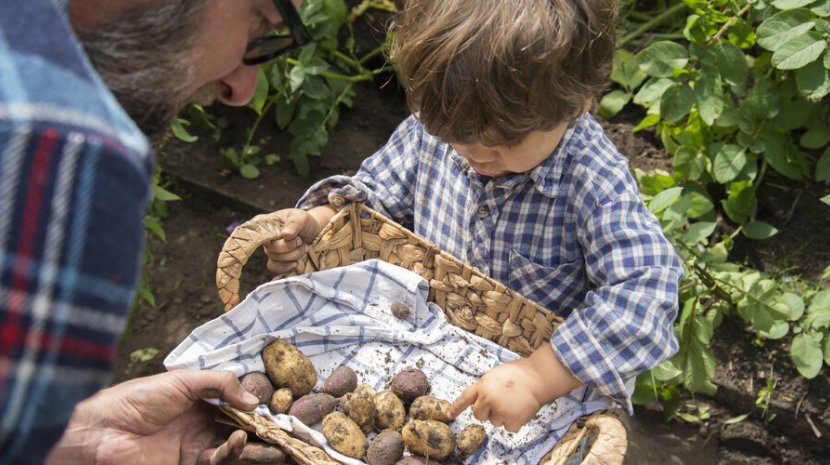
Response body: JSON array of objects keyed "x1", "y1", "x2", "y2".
[{"x1": 0, "y1": 0, "x2": 308, "y2": 463}]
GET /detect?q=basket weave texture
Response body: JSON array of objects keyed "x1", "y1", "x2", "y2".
[
  {"x1": 214, "y1": 202, "x2": 626, "y2": 465},
  {"x1": 217, "y1": 202, "x2": 563, "y2": 357}
]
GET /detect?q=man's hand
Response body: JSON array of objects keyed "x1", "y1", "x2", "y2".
[
  {"x1": 262, "y1": 207, "x2": 334, "y2": 274},
  {"x1": 448, "y1": 344, "x2": 583, "y2": 433},
  {"x1": 47, "y1": 370, "x2": 288, "y2": 465}
]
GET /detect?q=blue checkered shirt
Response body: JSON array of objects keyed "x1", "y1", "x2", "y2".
[
  {"x1": 298, "y1": 113, "x2": 682, "y2": 413},
  {"x1": 1, "y1": 0, "x2": 152, "y2": 463}
]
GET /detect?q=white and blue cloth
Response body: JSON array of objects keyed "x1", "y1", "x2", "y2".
[{"x1": 165, "y1": 260, "x2": 611, "y2": 465}]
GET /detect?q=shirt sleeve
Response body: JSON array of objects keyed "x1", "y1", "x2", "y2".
[
  {"x1": 297, "y1": 115, "x2": 423, "y2": 227},
  {"x1": 551, "y1": 188, "x2": 682, "y2": 414},
  {"x1": 0, "y1": 125, "x2": 152, "y2": 464}
]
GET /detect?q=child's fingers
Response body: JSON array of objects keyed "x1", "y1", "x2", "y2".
[
  {"x1": 449, "y1": 385, "x2": 478, "y2": 419},
  {"x1": 267, "y1": 258, "x2": 299, "y2": 275},
  {"x1": 263, "y1": 237, "x2": 304, "y2": 256}
]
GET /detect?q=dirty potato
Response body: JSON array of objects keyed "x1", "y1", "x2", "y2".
[
  {"x1": 374, "y1": 390, "x2": 406, "y2": 431},
  {"x1": 390, "y1": 368, "x2": 429, "y2": 402},
  {"x1": 288, "y1": 393, "x2": 336, "y2": 426},
  {"x1": 394, "y1": 457, "x2": 429, "y2": 465},
  {"x1": 322, "y1": 412, "x2": 368, "y2": 459},
  {"x1": 341, "y1": 386, "x2": 376, "y2": 434},
  {"x1": 408, "y1": 396, "x2": 451, "y2": 423},
  {"x1": 457, "y1": 424, "x2": 487, "y2": 455},
  {"x1": 321, "y1": 365, "x2": 358, "y2": 398},
  {"x1": 239, "y1": 371, "x2": 274, "y2": 404},
  {"x1": 269, "y1": 388, "x2": 293, "y2": 414},
  {"x1": 261, "y1": 339, "x2": 317, "y2": 397},
  {"x1": 366, "y1": 429, "x2": 405, "y2": 465},
  {"x1": 401, "y1": 419, "x2": 455, "y2": 460}
]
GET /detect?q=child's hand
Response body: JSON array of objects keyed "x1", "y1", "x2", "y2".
[
  {"x1": 448, "y1": 358, "x2": 545, "y2": 433},
  {"x1": 448, "y1": 344, "x2": 584, "y2": 433},
  {"x1": 261, "y1": 208, "x2": 323, "y2": 274}
]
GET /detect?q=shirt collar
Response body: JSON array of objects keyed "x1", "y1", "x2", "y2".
[{"x1": 525, "y1": 113, "x2": 587, "y2": 198}]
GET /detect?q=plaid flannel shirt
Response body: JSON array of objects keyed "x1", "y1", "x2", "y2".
[
  {"x1": 298, "y1": 114, "x2": 683, "y2": 413},
  {"x1": 0, "y1": 1, "x2": 153, "y2": 463}
]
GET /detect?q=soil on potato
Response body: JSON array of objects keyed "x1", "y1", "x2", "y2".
[{"x1": 113, "y1": 8, "x2": 830, "y2": 465}]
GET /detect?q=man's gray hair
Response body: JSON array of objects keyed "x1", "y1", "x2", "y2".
[{"x1": 76, "y1": 0, "x2": 206, "y2": 143}]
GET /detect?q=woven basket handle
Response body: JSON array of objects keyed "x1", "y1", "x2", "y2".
[
  {"x1": 216, "y1": 212, "x2": 287, "y2": 312},
  {"x1": 541, "y1": 412, "x2": 627, "y2": 465}
]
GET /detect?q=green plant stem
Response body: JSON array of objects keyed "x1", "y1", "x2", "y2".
[
  {"x1": 358, "y1": 45, "x2": 387, "y2": 65},
  {"x1": 620, "y1": 1, "x2": 688, "y2": 47},
  {"x1": 626, "y1": 11, "x2": 657, "y2": 22},
  {"x1": 709, "y1": 3, "x2": 752, "y2": 44},
  {"x1": 242, "y1": 98, "x2": 275, "y2": 157}
]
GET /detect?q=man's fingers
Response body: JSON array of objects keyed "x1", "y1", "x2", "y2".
[
  {"x1": 449, "y1": 386, "x2": 478, "y2": 419},
  {"x1": 170, "y1": 370, "x2": 259, "y2": 410},
  {"x1": 239, "y1": 443, "x2": 288, "y2": 463},
  {"x1": 203, "y1": 430, "x2": 248, "y2": 465}
]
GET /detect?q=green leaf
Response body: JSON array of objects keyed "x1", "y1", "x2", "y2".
[
  {"x1": 143, "y1": 216, "x2": 166, "y2": 242},
  {"x1": 683, "y1": 338, "x2": 717, "y2": 395},
  {"x1": 702, "y1": 241, "x2": 729, "y2": 264},
  {"x1": 633, "y1": 78, "x2": 674, "y2": 107},
  {"x1": 612, "y1": 49, "x2": 648, "y2": 89},
  {"x1": 247, "y1": 67, "x2": 269, "y2": 115},
  {"x1": 763, "y1": 131, "x2": 808, "y2": 180},
  {"x1": 687, "y1": 190, "x2": 715, "y2": 218},
  {"x1": 722, "y1": 181, "x2": 756, "y2": 224},
  {"x1": 288, "y1": 66, "x2": 307, "y2": 93},
  {"x1": 303, "y1": 57, "x2": 330, "y2": 75},
  {"x1": 772, "y1": 35, "x2": 827, "y2": 70},
  {"x1": 682, "y1": 221, "x2": 717, "y2": 244},
  {"x1": 816, "y1": 146, "x2": 830, "y2": 181},
  {"x1": 638, "y1": 41, "x2": 690, "y2": 78},
  {"x1": 152, "y1": 184, "x2": 181, "y2": 202},
  {"x1": 714, "y1": 43, "x2": 748, "y2": 85},
  {"x1": 240, "y1": 163, "x2": 260, "y2": 179},
  {"x1": 649, "y1": 187, "x2": 684, "y2": 213},
  {"x1": 791, "y1": 332, "x2": 824, "y2": 378},
  {"x1": 810, "y1": 289, "x2": 830, "y2": 313},
  {"x1": 763, "y1": 321, "x2": 790, "y2": 340},
  {"x1": 265, "y1": 154, "x2": 280, "y2": 165},
  {"x1": 796, "y1": 59, "x2": 830, "y2": 100},
  {"x1": 713, "y1": 144, "x2": 747, "y2": 183},
  {"x1": 660, "y1": 84, "x2": 695, "y2": 123},
  {"x1": 129, "y1": 347, "x2": 160, "y2": 364},
  {"x1": 653, "y1": 359, "x2": 683, "y2": 382},
  {"x1": 724, "y1": 413, "x2": 750, "y2": 425},
  {"x1": 822, "y1": 194, "x2": 830, "y2": 205},
  {"x1": 814, "y1": 0, "x2": 830, "y2": 16},
  {"x1": 782, "y1": 292, "x2": 806, "y2": 321},
  {"x1": 743, "y1": 221, "x2": 779, "y2": 239},
  {"x1": 823, "y1": 337, "x2": 830, "y2": 366},
  {"x1": 170, "y1": 118, "x2": 198, "y2": 143},
  {"x1": 599, "y1": 90, "x2": 631, "y2": 118},
  {"x1": 695, "y1": 68, "x2": 724, "y2": 125},
  {"x1": 757, "y1": 10, "x2": 815, "y2": 52},
  {"x1": 801, "y1": 122, "x2": 830, "y2": 149},
  {"x1": 774, "y1": 0, "x2": 817, "y2": 8},
  {"x1": 633, "y1": 113, "x2": 661, "y2": 132}
]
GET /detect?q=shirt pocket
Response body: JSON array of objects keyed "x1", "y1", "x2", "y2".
[{"x1": 508, "y1": 249, "x2": 584, "y2": 312}]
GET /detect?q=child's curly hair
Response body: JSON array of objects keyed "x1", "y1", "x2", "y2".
[{"x1": 389, "y1": 0, "x2": 618, "y2": 146}]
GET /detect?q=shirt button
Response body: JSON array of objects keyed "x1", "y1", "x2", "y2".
[{"x1": 477, "y1": 205, "x2": 490, "y2": 218}]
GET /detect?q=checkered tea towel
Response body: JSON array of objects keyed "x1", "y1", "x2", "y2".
[{"x1": 164, "y1": 259, "x2": 611, "y2": 465}]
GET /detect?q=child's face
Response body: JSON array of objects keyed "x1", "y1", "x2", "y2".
[{"x1": 449, "y1": 122, "x2": 569, "y2": 178}]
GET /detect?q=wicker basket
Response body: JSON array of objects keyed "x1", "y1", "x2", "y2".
[{"x1": 215, "y1": 202, "x2": 627, "y2": 465}]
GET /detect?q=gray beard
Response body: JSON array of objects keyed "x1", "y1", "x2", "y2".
[{"x1": 75, "y1": 0, "x2": 205, "y2": 144}]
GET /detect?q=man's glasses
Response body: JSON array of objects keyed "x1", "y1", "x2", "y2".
[{"x1": 243, "y1": 0, "x2": 312, "y2": 66}]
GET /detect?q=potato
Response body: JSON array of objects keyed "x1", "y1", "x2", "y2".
[
  {"x1": 341, "y1": 386, "x2": 376, "y2": 434},
  {"x1": 261, "y1": 339, "x2": 317, "y2": 397},
  {"x1": 401, "y1": 420, "x2": 455, "y2": 460},
  {"x1": 322, "y1": 411, "x2": 368, "y2": 459},
  {"x1": 269, "y1": 388, "x2": 293, "y2": 414},
  {"x1": 394, "y1": 457, "x2": 429, "y2": 465},
  {"x1": 408, "y1": 396, "x2": 451, "y2": 423},
  {"x1": 374, "y1": 390, "x2": 406, "y2": 431},
  {"x1": 390, "y1": 303, "x2": 411, "y2": 319},
  {"x1": 288, "y1": 393, "x2": 336, "y2": 426},
  {"x1": 355, "y1": 383, "x2": 377, "y2": 397},
  {"x1": 321, "y1": 365, "x2": 358, "y2": 398},
  {"x1": 366, "y1": 429, "x2": 405, "y2": 465},
  {"x1": 390, "y1": 368, "x2": 429, "y2": 402},
  {"x1": 456, "y1": 424, "x2": 486, "y2": 455},
  {"x1": 239, "y1": 371, "x2": 274, "y2": 404}
]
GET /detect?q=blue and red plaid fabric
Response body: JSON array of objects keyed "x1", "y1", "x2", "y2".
[
  {"x1": 298, "y1": 113, "x2": 683, "y2": 413},
  {"x1": 0, "y1": 1, "x2": 153, "y2": 463}
]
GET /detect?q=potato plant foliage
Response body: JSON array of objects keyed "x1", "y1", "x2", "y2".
[{"x1": 609, "y1": 0, "x2": 830, "y2": 418}]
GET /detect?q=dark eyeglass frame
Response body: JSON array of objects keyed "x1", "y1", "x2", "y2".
[{"x1": 243, "y1": 0, "x2": 312, "y2": 66}]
